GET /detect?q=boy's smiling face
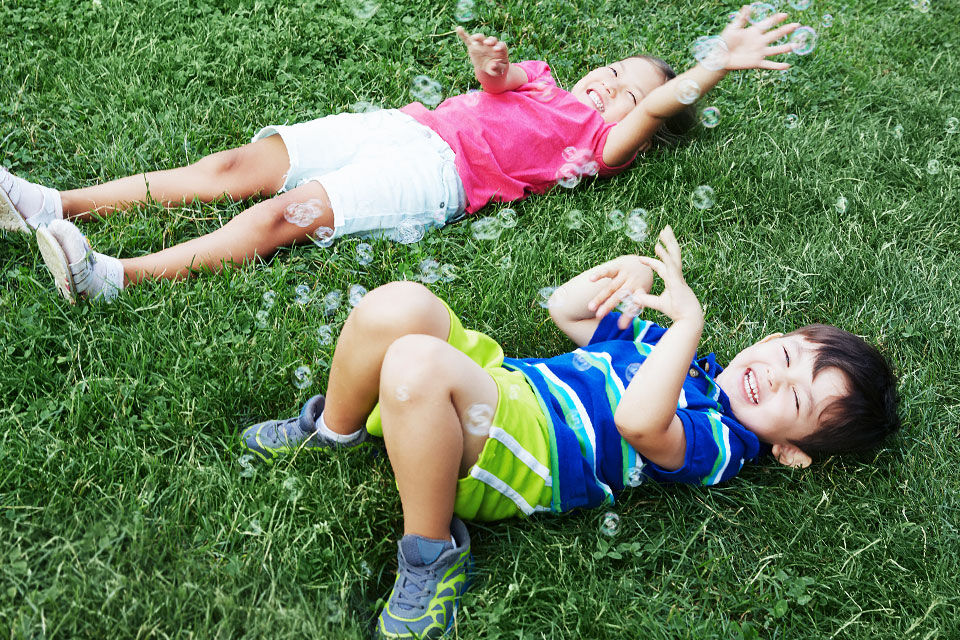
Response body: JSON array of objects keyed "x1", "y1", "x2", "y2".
[
  {"x1": 714, "y1": 333, "x2": 848, "y2": 449},
  {"x1": 571, "y1": 57, "x2": 666, "y2": 123}
]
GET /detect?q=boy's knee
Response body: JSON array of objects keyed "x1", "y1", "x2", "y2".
[
  {"x1": 352, "y1": 282, "x2": 448, "y2": 337},
  {"x1": 380, "y1": 334, "x2": 451, "y2": 399}
]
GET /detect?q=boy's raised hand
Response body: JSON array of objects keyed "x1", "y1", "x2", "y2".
[
  {"x1": 587, "y1": 255, "x2": 655, "y2": 329},
  {"x1": 720, "y1": 5, "x2": 801, "y2": 71},
  {"x1": 456, "y1": 26, "x2": 510, "y2": 78},
  {"x1": 630, "y1": 226, "x2": 703, "y2": 327}
]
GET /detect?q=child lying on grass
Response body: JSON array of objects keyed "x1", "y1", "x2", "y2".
[
  {"x1": 240, "y1": 226, "x2": 900, "y2": 639},
  {"x1": 0, "y1": 6, "x2": 801, "y2": 302}
]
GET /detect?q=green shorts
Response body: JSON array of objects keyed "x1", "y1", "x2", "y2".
[{"x1": 364, "y1": 301, "x2": 553, "y2": 522}]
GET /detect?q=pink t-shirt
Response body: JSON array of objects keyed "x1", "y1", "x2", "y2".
[{"x1": 400, "y1": 61, "x2": 635, "y2": 214}]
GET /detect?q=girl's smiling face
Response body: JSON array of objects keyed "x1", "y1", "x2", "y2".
[
  {"x1": 714, "y1": 333, "x2": 849, "y2": 447},
  {"x1": 571, "y1": 57, "x2": 666, "y2": 123}
]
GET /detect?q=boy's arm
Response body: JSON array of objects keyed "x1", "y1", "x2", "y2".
[
  {"x1": 603, "y1": 7, "x2": 800, "y2": 166},
  {"x1": 612, "y1": 227, "x2": 703, "y2": 471},
  {"x1": 456, "y1": 26, "x2": 528, "y2": 94},
  {"x1": 549, "y1": 255, "x2": 654, "y2": 347}
]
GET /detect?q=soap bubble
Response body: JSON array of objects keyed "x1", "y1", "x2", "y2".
[
  {"x1": 572, "y1": 352, "x2": 592, "y2": 371},
  {"x1": 564, "y1": 209, "x2": 584, "y2": 230},
  {"x1": 892, "y1": 124, "x2": 904, "y2": 139},
  {"x1": 821, "y1": 13, "x2": 833, "y2": 27},
  {"x1": 418, "y1": 259, "x2": 441, "y2": 284},
  {"x1": 350, "y1": 101, "x2": 380, "y2": 113},
  {"x1": 537, "y1": 286, "x2": 557, "y2": 309},
  {"x1": 411, "y1": 75, "x2": 443, "y2": 107},
  {"x1": 748, "y1": 3, "x2": 775, "y2": 24},
  {"x1": 700, "y1": 106, "x2": 720, "y2": 128},
  {"x1": 356, "y1": 242, "x2": 373, "y2": 266},
  {"x1": 691, "y1": 35, "x2": 729, "y2": 71},
  {"x1": 499, "y1": 255, "x2": 513, "y2": 270},
  {"x1": 555, "y1": 163, "x2": 581, "y2": 189},
  {"x1": 910, "y1": 0, "x2": 930, "y2": 12},
  {"x1": 599, "y1": 512, "x2": 620, "y2": 537},
  {"x1": 625, "y1": 362, "x2": 640, "y2": 383},
  {"x1": 579, "y1": 160, "x2": 600, "y2": 177},
  {"x1": 295, "y1": 284, "x2": 311, "y2": 305},
  {"x1": 454, "y1": 0, "x2": 475, "y2": 22},
  {"x1": 262, "y1": 290, "x2": 276, "y2": 308},
  {"x1": 626, "y1": 465, "x2": 645, "y2": 487},
  {"x1": 834, "y1": 196, "x2": 848, "y2": 214},
  {"x1": 246, "y1": 519, "x2": 264, "y2": 536},
  {"x1": 690, "y1": 185, "x2": 715, "y2": 210},
  {"x1": 311, "y1": 226, "x2": 335, "y2": 248},
  {"x1": 440, "y1": 264, "x2": 458, "y2": 282},
  {"x1": 790, "y1": 26, "x2": 817, "y2": 55},
  {"x1": 674, "y1": 78, "x2": 701, "y2": 105},
  {"x1": 789, "y1": 0, "x2": 811, "y2": 9},
  {"x1": 926, "y1": 159, "x2": 941, "y2": 175},
  {"x1": 946, "y1": 117, "x2": 959, "y2": 134},
  {"x1": 508, "y1": 384, "x2": 521, "y2": 400},
  {"x1": 292, "y1": 365, "x2": 313, "y2": 390},
  {"x1": 624, "y1": 209, "x2": 649, "y2": 242},
  {"x1": 255, "y1": 309, "x2": 269, "y2": 329},
  {"x1": 238, "y1": 454, "x2": 256, "y2": 478},
  {"x1": 498, "y1": 208, "x2": 518, "y2": 228},
  {"x1": 562, "y1": 146, "x2": 583, "y2": 162},
  {"x1": 472, "y1": 217, "x2": 502, "y2": 241},
  {"x1": 605, "y1": 209, "x2": 625, "y2": 231},
  {"x1": 349, "y1": 0, "x2": 379, "y2": 19},
  {"x1": 784, "y1": 113, "x2": 799, "y2": 129},
  {"x1": 395, "y1": 385, "x2": 410, "y2": 402},
  {"x1": 317, "y1": 324, "x2": 335, "y2": 346},
  {"x1": 322, "y1": 290, "x2": 343, "y2": 316},
  {"x1": 348, "y1": 284, "x2": 367, "y2": 307},
  {"x1": 283, "y1": 475, "x2": 301, "y2": 501},
  {"x1": 285, "y1": 199, "x2": 325, "y2": 227},
  {"x1": 394, "y1": 219, "x2": 425, "y2": 244},
  {"x1": 463, "y1": 403, "x2": 494, "y2": 436}
]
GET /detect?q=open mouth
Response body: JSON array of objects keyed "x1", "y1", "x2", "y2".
[
  {"x1": 743, "y1": 368, "x2": 759, "y2": 405},
  {"x1": 587, "y1": 89, "x2": 604, "y2": 112}
]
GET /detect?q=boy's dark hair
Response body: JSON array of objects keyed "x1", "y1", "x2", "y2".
[
  {"x1": 630, "y1": 55, "x2": 697, "y2": 148},
  {"x1": 787, "y1": 324, "x2": 900, "y2": 457}
]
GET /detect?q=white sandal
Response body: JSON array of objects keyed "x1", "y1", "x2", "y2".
[
  {"x1": 36, "y1": 224, "x2": 80, "y2": 303},
  {"x1": 0, "y1": 167, "x2": 60, "y2": 234}
]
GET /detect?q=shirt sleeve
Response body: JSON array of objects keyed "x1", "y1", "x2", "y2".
[
  {"x1": 589, "y1": 313, "x2": 667, "y2": 346},
  {"x1": 641, "y1": 410, "x2": 759, "y2": 485},
  {"x1": 514, "y1": 60, "x2": 554, "y2": 86}
]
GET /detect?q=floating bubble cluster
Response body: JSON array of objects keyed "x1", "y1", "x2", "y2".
[
  {"x1": 692, "y1": 36, "x2": 729, "y2": 72},
  {"x1": 311, "y1": 227, "x2": 335, "y2": 248},
  {"x1": 498, "y1": 208, "x2": 518, "y2": 228},
  {"x1": 463, "y1": 403, "x2": 494, "y2": 436},
  {"x1": 835, "y1": 196, "x2": 848, "y2": 214},
  {"x1": 605, "y1": 209, "x2": 625, "y2": 231},
  {"x1": 747, "y1": 2, "x2": 775, "y2": 24},
  {"x1": 322, "y1": 290, "x2": 343, "y2": 316},
  {"x1": 690, "y1": 185, "x2": 716, "y2": 210},
  {"x1": 626, "y1": 465, "x2": 645, "y2": 487},
  {"x1": 926, "y1": 159, "x2": 941, "y2": 175},
  {"x1": 454, "y1": 0, "x2": 475, "y2": 22},
  {"x1": 440, "y1": 263, "x2": 458, "y2": 282},
  {"x1": 784, "y1": 114, "x2": 799, "y2": 129},
  {"x1": 262, "y1": 290, "x2": 276, "y2": 308},
  {"x1": 625, "y1": 362, "x2": 641, "y2": 383},
  {"x1": 356, "y1": 242, "x2": 373, "y2": 267},
  {"x1": 317, "y1": 324, "x2": 335, "y2": 346},
  {"x1": 472, "y1": 217, "x2": 502, "y2": 241},
  {"x1": 295, "y1": 284, "x2": 311, "y2": 306},
  {"x1": 674, "y1": 78, "x2": 701, "y2": 105},
  {"x1": 789, "y1": 0, "x2": 812, "y2": 9},
  {"x1": 293, "y1": 365, "x2": 313, "y2": 390},
  {"x1": 238, "y1": 454, "x2": 256, "y2": 478},
  {"x1": 285, "y1": 199, "x2": 325, "y2": 227},
  {"x1": 790, "y1": 26, "x2": 818, "y2": 55},
  {"x1": 349, "y1": 0, "x2": 379, "y2": 19},
  {"x1": 537, "y1": 286, "x2": 559, "y2": 309},
  {"x1": 599, "y1": 512, "x2": 621, "y2": 537},
  {"x1": 348, "y1": 284, "x2": 367, "y2": 307},
  {"x1": 418, "y1": 259, "x2": 441, "y2": 284},
  {"x1": 394, "y1": 219, "x2": 425, "y2": 244},
  {"x1": 411, "y1": 75, "x2": 443, "y2": 107},
  {"x1": 625, "y1": 209, "x2": 649, "y2": 242},
  {"x1": 700, "y1": 106, "x2": 720, "y2": 128},
  {"x1": 555, "y1": 147, "x2": 598, "y2": 189},
  {"x1": 910, "y1": 0, "x2": 930, "y2": 12}
]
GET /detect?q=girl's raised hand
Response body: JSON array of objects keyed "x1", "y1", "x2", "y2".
[
  {"x1": 456, "y1": 26, "x2": 510, "y2": 78},
  {"x1": 720, "y1": 5, "x2": 801, "y2": 71}
]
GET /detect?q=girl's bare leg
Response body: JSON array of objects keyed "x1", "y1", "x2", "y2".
[
  {"x1": 119, "y1": 179, "x2": 334, "y2": 285},
  {"x1": 59, "y1": 135, "x2": 290, "y2": 220}
]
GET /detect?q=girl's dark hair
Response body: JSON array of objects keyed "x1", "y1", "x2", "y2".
[
  {"x1": 786, "y1": 324, "x2": 901, "y2": 457},
  {"x1": 629, "y1": 55, "x2": 697, "y2": 148}
]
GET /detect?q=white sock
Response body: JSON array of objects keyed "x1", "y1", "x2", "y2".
[
  {"x1": 315, "y1": 411, "x2": 364, "y2": 443},
  {"x1": 0, "y1": 167, "x2": 63, "y2": 228},
  {"x1": 47, "y1": 220, "x2": 124, "y2": 302}
]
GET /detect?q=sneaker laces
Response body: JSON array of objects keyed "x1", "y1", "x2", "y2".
[{"x1": 392, "y1": 564, "x2": 435, "y2": 612}]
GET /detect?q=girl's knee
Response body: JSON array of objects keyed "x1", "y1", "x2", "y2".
[
  {"x1": 194, "y1": 148, "x2": 245, "y2": 180},
  {"x1": 352, "y1": 282, "x2": 448, "y2": 337}
]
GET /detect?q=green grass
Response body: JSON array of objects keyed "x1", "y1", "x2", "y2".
[{"x1": 2, "y1": 0, "x2": 959, "y2": 637}]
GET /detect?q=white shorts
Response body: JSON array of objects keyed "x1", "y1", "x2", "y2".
[{"x1": 252, "y1": 110, "x2": 466, "y2": 239}]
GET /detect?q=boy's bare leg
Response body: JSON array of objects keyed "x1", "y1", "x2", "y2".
[
  {"x1": 59, "y1": 135, "x2": 290, "y2": 220},
  {"x1": 321, "y1": 282, "x2": 454, "y2": 434},
  {"x1": 378, "y1": 334, "x2": 498, "y2": 540},
  {"x1": 119, "y1": 179, "x2": 333, "y2": 285}
]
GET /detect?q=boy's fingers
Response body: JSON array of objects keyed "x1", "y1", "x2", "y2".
[{"x1": 637, "y1": 256, "x2": 668, "y2": 280}]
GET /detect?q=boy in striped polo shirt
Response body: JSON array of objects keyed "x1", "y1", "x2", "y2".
[{"x1": 241, "y1": 226, "x2": 899, "y2": 639}]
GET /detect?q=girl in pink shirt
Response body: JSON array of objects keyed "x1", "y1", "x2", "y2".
[{"x1": 0, "y1": 6, "x2": 801, "y2": 302}]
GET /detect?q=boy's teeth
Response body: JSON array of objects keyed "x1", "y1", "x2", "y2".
[{"x1": 745, "y1": 370, "x2": 759, "y2": 404}]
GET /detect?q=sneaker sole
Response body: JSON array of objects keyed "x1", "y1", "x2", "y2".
[
  {"x1": 0, "y1": 190, "x2": 30, "y2": 234},
  {"x1": 36, "y1": 226, "x2": 78, "y2": 303}
]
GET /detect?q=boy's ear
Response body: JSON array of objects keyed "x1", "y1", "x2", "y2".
[
  {"x1": 771, "y1": 443, "x2": 812, "y2": 469},
  {"x1": 759, "y1": 332, "x2": 785, "y2": 344}
]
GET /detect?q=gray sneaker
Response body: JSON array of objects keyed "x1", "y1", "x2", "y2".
[
  {"x1": 241, "y1": 394, "x2": 365, "y2": 463},
  {"x1": 377, "y1": 518, "x2": 472, "y2": 639}
]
